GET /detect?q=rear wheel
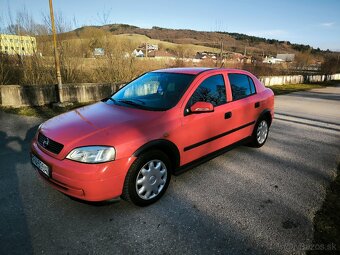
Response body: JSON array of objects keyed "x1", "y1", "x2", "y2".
[
  {"x1": 121, "y1": 150, "x2": 171, "y2": 206},
  {"x1": 250, "y1": 118, "x2": 269, "y2": 147}
]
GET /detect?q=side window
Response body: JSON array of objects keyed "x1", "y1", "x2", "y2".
[
  {"x1": 228, "y1": 74, "x2": 256, "y2": 100},
  {"x1": 187, "y1": 74, "x2": 226, "y2": 109},
  {"x1": 248, "y1": 76, "x2": 256, "y2": 94}
]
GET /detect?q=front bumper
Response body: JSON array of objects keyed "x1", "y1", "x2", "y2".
[{"x1": 31, "y1": 140, "x2": 135, "y2": 201}]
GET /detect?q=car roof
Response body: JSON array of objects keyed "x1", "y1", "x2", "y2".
[
  {"x1": 152, "y1": 67, "x2": 214, "y2": 75},
  {"x1": 152, "y1": 67, "x2": 251, "y2": 75}
]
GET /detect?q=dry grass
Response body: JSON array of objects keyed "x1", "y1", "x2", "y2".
[
  {"x1": 0, "y1": 102, "x2": 90, "y2": 119},
  {"x1": 114, "y1": 34, "x2": 220, "y2": 53}
]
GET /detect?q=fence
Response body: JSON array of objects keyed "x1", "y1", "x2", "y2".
[
  {"x1": 0, "y1": 83, "x2": 122, "y2": 107},
  {"x1": 0, "y1": 73, "x2": 339, "y2": 107},
  {"x1": 259, "y1": 73, "x2": 340, "y2": 86}
]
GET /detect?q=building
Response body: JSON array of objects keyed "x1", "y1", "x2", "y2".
[
  {"x1": 93, "y1": 48, "x2": 105, "y2": 56},
  {"x1": 195, "y1": 51, "x2": 218, "y2": 60},
  {"x1": 0, "y1": 34, "x2": 37, "y2": 56},
  {"x1": 276, "y1": 53, "x2": 295, "y2": 62},
  {"x1": 139, "y1": 43, "x2": 158, "y2": 51},
  {"x1": 132, "y1": 49, "x2": 144, "y2": 57},
  {"x1": 263, "y1": 56, "x2": 285, "y2": 64}
]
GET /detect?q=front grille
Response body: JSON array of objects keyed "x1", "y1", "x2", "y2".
[{"x1": 38, "y1": 132, "x2": 64, "y2": 154}]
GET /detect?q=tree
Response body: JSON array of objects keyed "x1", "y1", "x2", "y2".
[
  {"x1": 321, "y1": 54, "x2": 340, "y2": 74},
  {"x1": 295, "y1": 51, "x2": 313, "y2": 68},
  {"x1": 96, "y1": 7, "x2": 112, "y2": 25},
  {"x1": 42, "y1": 10, "x2": 71, "y2": 34}
]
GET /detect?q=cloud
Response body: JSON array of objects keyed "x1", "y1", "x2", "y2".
[{"x1": 320, "y1": 22, "x2": 335, "y2": 27}]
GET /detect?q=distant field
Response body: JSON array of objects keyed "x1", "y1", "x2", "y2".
[
  {"x1": 38, "y1": 32, "x2": 220, "y2": 60},
  {"x1": 114, "y1": 34, "x2": 220, "y2": 53},
  {"x1": 38, "y1": 33, "x2": 220, "y2": 70}
]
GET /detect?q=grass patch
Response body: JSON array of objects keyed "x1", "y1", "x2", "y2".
[
  {"x1": 307, "y1": 163, "x2": 340, "y2": 254},
  {"x1": 0, "y1": 102, "x2": 90, "y2": 119},
  {"x1": 269, "y1": 81, "x2": 339, "y2": 95},
  {"x1": 114, "y1": 33, "x2": 220, "y2": 53},
  {"x1": 269, "y1": 83, "x2": 324, "y2": 95}
]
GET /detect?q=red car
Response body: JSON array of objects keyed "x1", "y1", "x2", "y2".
[{"x1": 31, "y1": 68, "x2": 274, "y2": 206}]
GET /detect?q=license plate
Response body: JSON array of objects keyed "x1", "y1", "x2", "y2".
[{"x1": 31, "y1": 155, "x2": 50, "y2": 177}]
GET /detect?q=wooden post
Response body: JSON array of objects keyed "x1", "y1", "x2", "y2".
[{"x1": 49, "y1": 0, "x2": 63, "y2": 102}]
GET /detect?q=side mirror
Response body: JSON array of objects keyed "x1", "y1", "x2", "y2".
[{"x1": 190, "y1": 101, "x2": 214, "y2": 113}]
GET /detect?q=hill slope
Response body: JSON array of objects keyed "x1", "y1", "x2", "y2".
[{"x1": 66, "y1": 24, "x2": 320, "y2": 57}]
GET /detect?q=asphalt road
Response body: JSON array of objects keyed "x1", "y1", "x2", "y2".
[{"x1": 1, "y1": 85, "x2": 339, "y2": 255}]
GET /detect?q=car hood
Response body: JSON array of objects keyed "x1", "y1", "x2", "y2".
[{"x1": 40, "y1": 102, "x2": 164, "y2": 155}]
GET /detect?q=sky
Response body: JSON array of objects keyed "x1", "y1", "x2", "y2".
[{"x1": 1, "y1": 0, "x2": 340, "y2": 50}]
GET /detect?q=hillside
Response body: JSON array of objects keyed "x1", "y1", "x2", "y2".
[
  {"x1": 65, "y1": 24, "x2": 322, "y2": 57},
  {"x1": 4, "y1": 24, "x2": 339, "y2": 86}
]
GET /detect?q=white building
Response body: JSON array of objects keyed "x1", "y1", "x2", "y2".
[
  {"x1": 132, "y1": 49, "x2": 144, "y2": 57},
  {"x1": 263, "y1": 56, "x2": 285, "y2": 64}
]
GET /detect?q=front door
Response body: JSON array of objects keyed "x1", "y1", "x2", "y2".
[{"x1": 179, "y1": 73, "x2": 231, "y2": 165}]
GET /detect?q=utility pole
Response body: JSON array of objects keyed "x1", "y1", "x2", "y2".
[
  {"x1": 145, "y1": 42, "x2": 148, "y2": 58},
  {"x1": 220, "y1": 41, "x2": 223, "y2": 57},
  {"x1": 49, "y1": 0, "x2": 63, "y2": 103},
  {"x1": 220, "y1": 41, "x2": 224, "y2": 67}
]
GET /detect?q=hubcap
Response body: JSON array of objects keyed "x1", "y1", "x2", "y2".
[
  {"x1": 135, "y1": 160, "x2": 167, "y2": 200},
  {"x1": 256, "y1": 120, "x2": 268, "y2": 144}
]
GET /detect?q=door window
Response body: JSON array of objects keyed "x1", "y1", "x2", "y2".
[
  {"x1": 228, "y1": 74, "x2": 256, "y2": 100},
  {"x1": 186, "y1": 74, "x2": 226, "y2": 111}
]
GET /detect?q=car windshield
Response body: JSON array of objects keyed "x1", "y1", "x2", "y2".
[{"x1": 111, "y1": 72, "x2": 195, "y2": 111}]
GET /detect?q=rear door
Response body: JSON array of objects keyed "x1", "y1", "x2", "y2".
[{"x1": 224, "y1": 73, "x2": 260, "y2": 139}]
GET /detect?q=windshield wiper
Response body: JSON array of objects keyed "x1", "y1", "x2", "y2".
[
  {"x1": 116, "y1": 99, "x2": 166, "y2": 111},
  {"x1": 118, "y1": 99, "x2": 145, "y2": 109},
  {"x1": 130, "y1": 98, "x2": 145, "y2": 105},
  {"x1": 107, "y1": 97, "x2": 117, "y2": 103}
]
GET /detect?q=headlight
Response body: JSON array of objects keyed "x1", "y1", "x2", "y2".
[{"x1": 66, "y1": 146, "x2": 116, "y2": 163}]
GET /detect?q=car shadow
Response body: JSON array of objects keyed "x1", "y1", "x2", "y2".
[{"x1": 0, "y1": 123, "x2": 39, "y2": 255}]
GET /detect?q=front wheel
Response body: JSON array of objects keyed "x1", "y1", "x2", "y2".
[
  {"x1": 121, "y1": 150, "x2": 171, "y2": 206},
  {"x1": 250, "y1": 119, "x2": 269, "y2": 147}
]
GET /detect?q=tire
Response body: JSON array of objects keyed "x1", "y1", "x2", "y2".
[
  {"x1": 121, "y1": 150, "x2": 171, "y2": 206},
  {"x1": 250, "y1": 118, "x2": 269, "y2": 148}
]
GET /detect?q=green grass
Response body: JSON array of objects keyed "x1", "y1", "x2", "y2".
[
  {"x1": 269, "y1": 83, "x2": 324, "y2": 95},
  {"x1": 0, "y1": 102, "x2": 90, "y2": 119},
  {"x1": 307, "y1": 163, "x2": 340, "y2": 254},
  {"x1": 269, "y1": 81, "x2": 339, "y2": 95}
]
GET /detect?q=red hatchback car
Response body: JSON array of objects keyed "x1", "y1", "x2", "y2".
[{"x1": 31, "y1": 68, "x2": 274, "y2": 206}]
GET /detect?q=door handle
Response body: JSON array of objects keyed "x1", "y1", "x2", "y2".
[
  {"x1": 255, "y1": 102, "x2": 260, "y2": 108},
  {"x1": 225, "y1": 112, "x2": 232, "y2": 119}
]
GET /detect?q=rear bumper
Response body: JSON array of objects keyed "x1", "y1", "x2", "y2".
[{"x1": 31, "y1": 140, "x2": 135, "y2": 201}]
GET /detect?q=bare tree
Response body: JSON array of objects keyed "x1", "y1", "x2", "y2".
[
  {"x1": 72, "y1": 15, "x2": 79, "y2": 30},
  {"x1": 321, "y1": 54, "x2": 340, "y2": 74},
  {"x1": 96, "y1": 7, "x2": 112, "y2": 25},
  {"x1": 6, "y1": 1, "x2": 16, "y2": 34},
  {"x1": 3, "y1": 3, "x2": 48, "y2": 36},
  {"x1": 0, "y1": 12, "x2": 4, "y2": 33},
  {"x1": 42, "y1": 10, "x2": 71, "y2": 34},
  {"x1": 16, "y1": 7, "x2": 35, "y2": 35}
]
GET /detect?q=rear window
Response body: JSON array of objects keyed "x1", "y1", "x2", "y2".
[{"x1": 228, "y1": 74, "x2": 256, "y2": 100}]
